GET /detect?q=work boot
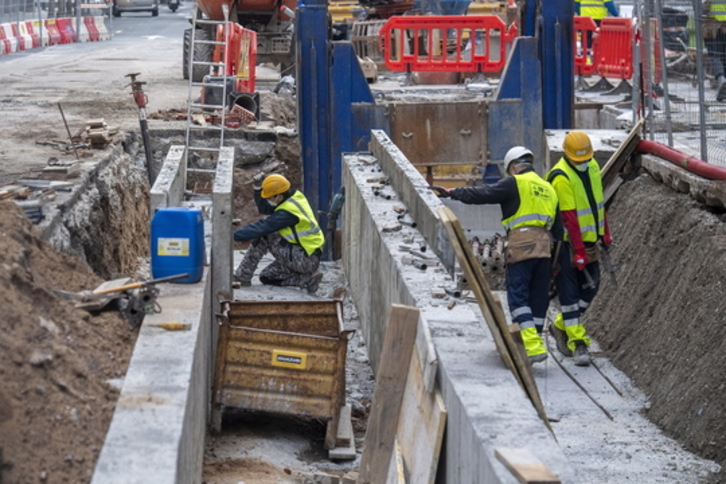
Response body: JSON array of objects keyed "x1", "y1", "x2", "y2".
[
  {"x1": 717, "y1": 75, "x2": 726, "y2": 102},
  {"x1": 303, "y1": 273, "x2": 323, "y2": 294},
  {"x1": 573, "y1": 341, "x2": 590, "y2": 367},
  {"x1": 549, "y1": 314, "x2": 573, "y2": 357},
  {"x1": 528, "y1": 352, "x2": 548, "y2": 364},
  {"x1": 233, "y1": 267, "x2": 252, "y2": 287}
]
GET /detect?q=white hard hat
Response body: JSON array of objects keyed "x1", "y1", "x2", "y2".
[{"x1": 504, "y1": 146, "x2": 534, "y2": 173}]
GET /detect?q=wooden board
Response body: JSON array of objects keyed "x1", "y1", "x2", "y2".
[
  {"x1": 415, "y1": 316, "x2": 438, "y2": 393},
  {"x1": 437, "y1": 207, "x2": 551, "y2": 432},
  {"x1": 358, "y1": 305, "x2": 419, "y2": 484},
  {"x1": 396, "y1": 339, "x2": 446, "y2": 484},
  {"x1": 495, "y1": 447, "x2": 561, "y2": 484},
  {"x1": 328, "y1": 404, "x2": 356, "y2": 460},
  {"x1": 600, "y1": 118, "x2": 644, "y2": 191}
]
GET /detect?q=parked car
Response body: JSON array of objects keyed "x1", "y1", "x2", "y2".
[{"x1": 113, "y1": 0, "x2": 160, "y2": 16}]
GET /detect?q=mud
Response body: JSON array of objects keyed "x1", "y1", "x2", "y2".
[
  {"x1": 587, "y1": 173, "x2": 726, "y2": 483},
  {"x1": 0, "y1": 202, "x2": 137, "y2": 484}
]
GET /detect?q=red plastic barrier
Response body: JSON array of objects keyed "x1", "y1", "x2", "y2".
[
  {"x1": 44, "y1": 19, "x2": 62, "y2": 46},
  {"x1": 378, "y1": 15, "x2": 518, "y2": 73},
  {"x1": 84, "y1": 16, "x2": 100, "y2": 41},
  {"x1": 573, "y1": 16, "x2": 598, "y2": 76},
  {"x1": 22, "y1": 21, "x2": 40, "y2": 48},
  {"x1": 0, "y1": 25, "x2": 12, "y2": 53},
  {"x1": 56, "y1": 17, "x2": 75, "y2": 44},
  {"x1": 10, "y1": 23, "x2": 26, "y2": 50},
  {"x1": 213, "y1": 23, "x2": 257, "y2": 93},
  {"x1": 595, "y1": 18, "x2": 633, "y2": 80}
]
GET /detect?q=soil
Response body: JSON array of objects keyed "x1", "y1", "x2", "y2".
[
  {"x1": 587, "y1": 173, "x2": 726, "y2": 483},
  {"x1": 0, "y1": 201, "x2": 137, "y2": 484}
]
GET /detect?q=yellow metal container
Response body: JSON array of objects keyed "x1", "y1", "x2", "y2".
[{"x1": 212, "y1": 299, "x2": 353, "y2": 449}]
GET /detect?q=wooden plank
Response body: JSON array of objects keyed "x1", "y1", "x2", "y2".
[
  {"x1": 386, "y1": 439, "x2": 406, "y2": 484},
  {"x1": 415, "y1": 317, "x2": 438, "y2": 393},
  {"x1": 436, "y1": 207, "x2": 516, "y2": 376},
  {"x1": 494, "y1": 448, "x2": 561, "y2": 484},
  {"x1": 437, "y1": 207, "x2": 552, "y2": 432},
  {"x1": 397, "y1": 341, "x2": 446, "y2": 484},
  {"x1": 358, "y1": 305, "x2": 419, "y2": 484},
  {"x1": 600, "y1": 118, "x2": 644, "y2": 190}
]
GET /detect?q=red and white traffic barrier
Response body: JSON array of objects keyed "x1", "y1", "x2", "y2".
[
  {"x1": 44, "y1": 19, "x2": 62, "y2": 46},
  {"x1": 94, "y1": 16, "x2": 110, "y2": 41},
  {"x1": 84, "y1": 16, "x2": 100, "y2": 41},
  {"x1": 0, "y1": 24, "x2": 19, "y2": 52},
  {"x1": 20, "y1": 21, "x2": 40, "y2": 48},
  {"x1": 56, "y1": 17, "x2": 75, "y2": 44}
]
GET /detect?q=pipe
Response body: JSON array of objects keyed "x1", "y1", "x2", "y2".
[{"x1": 636, "y1": 139, "x2": 726, "y2": 181}]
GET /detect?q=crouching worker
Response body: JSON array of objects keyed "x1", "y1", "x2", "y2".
[
  {"x1": 233, "y1": 174, "x2": 324, "y2": 294},
  {"x1": 432, "y1": 146, "x2": 560, "y2": 364}
]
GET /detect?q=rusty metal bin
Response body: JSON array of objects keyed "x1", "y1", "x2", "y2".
[{"x1": 211, "y1": 299, "x2": 353, "y2": 449}]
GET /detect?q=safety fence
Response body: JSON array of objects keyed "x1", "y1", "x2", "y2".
[
  {"x1": 213, "y1": 22, "x2": 256, "y2": 94},
  {"x1": 627, "y1": 0, "x2": 725, "y2": 166},
  {"x1": 0, "y1": 14, "x2": 109, "y2": 52},
  {"x1": 0, "y1": 0, "x2": 111, "y2": 53},
  {"x1": 378, "y1": 15, "x2": 518, "y2": 73}
]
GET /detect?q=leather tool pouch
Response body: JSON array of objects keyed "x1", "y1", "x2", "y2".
[
  {"x1": 585, "y1": 242, "x2": 600, "y2": 263},
  {"x1": 506, "y1": 226, "x2": 552, "y2": 265}
]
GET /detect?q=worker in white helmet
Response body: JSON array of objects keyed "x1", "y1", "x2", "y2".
[
  {"x1": 432, "y1": 147, "x2": 561, "y2": 364},
  {"x1": 233, "y1": 174, "x2": 325, "y2": 294}
]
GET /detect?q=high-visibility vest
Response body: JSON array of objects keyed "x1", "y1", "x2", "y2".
[
  {"x1": 501, "y1": 171, "x2": 558, "y2": 232},
  {"x1": 276, "y1": 191, "x2": 325, "y2": 255},
  {"x1": 579, "y1": 0, "x2": 608, "y2": 20},
  {"x1": 709, "y1": 0, "x2": 726, "y2": 21},
  {"x1": 547, "y1": 158, "x2": 605, "y2": 243}
]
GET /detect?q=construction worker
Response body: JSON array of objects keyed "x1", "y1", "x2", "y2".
[
  {"x1": 233, "y1": 174, "x2": 325, "y2": 293},
  {"x1": 703, "y1": 0, "x2": 726, "y2": 101},
  {"x1": 546, "y1": 131, "x2": 612, "y2": 367},
  {"x1": 433, "y1": 147, "x2": 560, "y2": 364},
  {"x1": 575, "y1": 0, "x2": 619, "y2": 25}
]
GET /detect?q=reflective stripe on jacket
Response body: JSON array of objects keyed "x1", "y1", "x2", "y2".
[
  {"x1": 275, "y1": 191, "x2": 325, "y2": 255},
  {"x1": 579, "y1": 0, "x2": 608, "y2": 20},
  {"x1": 501, "y1": 171, "x2": 558, "y2": 231},
  {"x1": 710, "y1": 0, "x2": 726, "y2": 21},
  {"x1": 546, "y1": 158, "x2": 605, "y2": 243}
]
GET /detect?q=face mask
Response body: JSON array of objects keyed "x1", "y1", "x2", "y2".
[
  {"x1": 575, "y1": 162, "x2": 589, "y2": 172},
  {"x1": 268, "y1": 199, "x2": 278, "y2": 207}
]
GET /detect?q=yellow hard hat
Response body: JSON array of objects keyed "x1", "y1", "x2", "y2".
[
  {"x1": 562, "y1": 130, "x2": 593, "y2": 163},
  {"x1": 261, "y1": 174, "x2": 291, "y2": 198}
]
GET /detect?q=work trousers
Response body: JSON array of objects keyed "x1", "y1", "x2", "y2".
[
  {"x1": 506, "y1": 257, "x2": 552, "y2": 334},
  {"x1": 706, "y1": 31, "x2": 726, "y2": 80},
  {"x1": 554, "y1": 242, "x2": 600, "y2": 329},
  {"x1": 234, "y1": 233, "x2": 320, "y2": 288}
]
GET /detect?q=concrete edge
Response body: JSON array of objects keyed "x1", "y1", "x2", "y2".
[{"x1": 342, "y1": 151, "x2": 577, "y2": 483}]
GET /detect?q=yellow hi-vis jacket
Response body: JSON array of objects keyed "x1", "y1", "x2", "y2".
[
  {"x1": 709, "y1": 0, "x2": 726, "y2": 21},
  {"x1": 275, "y1": 191, "x2": 325, "y2": 255},
  {"x1": 501, "y1": 171, "x2": 558, "y2": 231},
  {"x1": 546, "y1": 158, "x2": 605, "y2": 243},
  {"x1": 578, "y1": 0, "x2": 609, "y2": 20}
]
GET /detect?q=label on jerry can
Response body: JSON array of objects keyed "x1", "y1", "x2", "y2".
[
  {"x1": 157, "y1": 238, "x2": 190, "y2": 256},
  {"x1": 271, "y1": 349, "x2": 307, "y2": 370}
]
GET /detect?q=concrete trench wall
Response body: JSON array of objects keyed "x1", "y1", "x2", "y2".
[{"x1": 342, "y1": 131, "x2": 577, "y2": 483}]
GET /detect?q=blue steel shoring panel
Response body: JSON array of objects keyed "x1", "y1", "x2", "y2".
[
  {"x1": 297, "y1": 5, "x2": 330, "y2": 218},
  {"x1": 541, "y1": 0, "x2": 574, "y2": 129},
  {"x1": 330, "y1": 42, "x2": 375, "y2": 200}
]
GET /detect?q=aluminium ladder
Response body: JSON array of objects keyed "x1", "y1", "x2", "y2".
[{"x1": 184, "y1": 3, "x2": 232, "y2": 189}]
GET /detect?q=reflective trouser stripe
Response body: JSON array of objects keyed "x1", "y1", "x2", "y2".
[
  {"x1": 511, "y1": 305, "x2": 532, "y2": 319},
  {"x1": 519, "y1": 319, "x2": 535, "y2": 330}
]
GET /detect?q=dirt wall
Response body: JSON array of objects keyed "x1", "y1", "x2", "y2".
[{"x1": 587, "y1": 173, "x2": 726, "y2": 482}]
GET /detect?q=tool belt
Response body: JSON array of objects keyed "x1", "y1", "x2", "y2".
[{"x1": 505, "y1": 226, "x2": 553, "y2": 265}]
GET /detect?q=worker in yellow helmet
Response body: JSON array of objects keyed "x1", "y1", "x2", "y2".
[
  {"x1": 432, "y1": 146, "x2": 560, "y2": 364},
  {"x1": 233, "y1": 173, "x2": 325, "y2": 293},
  {"x1": 546, "y1": 131, "x2": 613, "y2": 367}
]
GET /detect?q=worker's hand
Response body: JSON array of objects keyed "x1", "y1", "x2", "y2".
[
  {"x1": 429, "y1": 186, "x2": 451, "y2": 198},
  {"x1": 252, "y1": 172, "x2": 266, "y2": 190},
  {"x1": 573, "y1": 248, "x2": 587, "y2": 271}
]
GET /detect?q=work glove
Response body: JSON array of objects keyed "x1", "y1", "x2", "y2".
[
  {"x1": 573, "y1": 248, "x2": 587, "y2": 271},
  {"x1": 252, "y1": 172, "x2": 266, "y2": 190},
  {"x1": 602, "y1": 233, "x2": 613, "y2": 246},
  {"x1": 429, "y1": 186, "x2": 451, "y2": 198}
]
